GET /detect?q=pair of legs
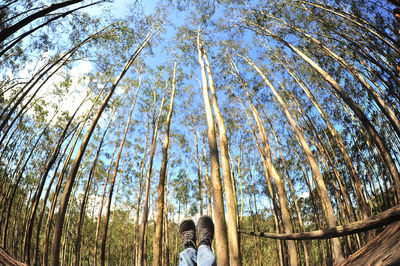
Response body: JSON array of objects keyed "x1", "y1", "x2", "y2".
[{"x1": 179, "y1": 215, "x2": 216, "y2": 266}]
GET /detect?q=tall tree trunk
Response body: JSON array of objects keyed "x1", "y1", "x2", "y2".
[
  {"x1": 132, "y1": 120, "x2": 151, "y2": 266},
  {"x1": 239, "y1": 93, "x2": 284, "y2": 265},
  {"x1": 0, "y1": 119, "x2": 50, "y2": 248},
  {"x1": 278, "y1": 56, "x2": 371, "y2": 222},
  {"x1": 197, "y1": 31, "x2": 229, "y2": 265},
  {"x1": 245, "y1": 24, "x2": 400, "y2": 202},
  {"x1": 93, "y1": 131, "x2": 120, "y2": 266},
  {"x1": 153, "y1": 61, "x2": 177, "y2": 266},
  {"x1": 268, "y1": 120, "x2": 310, "y2": 265},
  {"x1": 24, "y1": 95, "x2": 86, "y2": 264},
  {"x1": 100, "y1": 77, "x2": 141, "y2": 266},
  {"x1": 0, "y1": 0, "x2": 83, "y2": 43},
  {"x1": 230, "y1": 60, "x2": 298, "y2": 265},
  {"x1": 50, "y1": 31, "x2": 154, "y2": 266},
  {"x1": 73, "y1": 114, "x2": 112, "y2": 266},
  {"x1": 42, "y1": 120, "x2": 86, "y2": 266},
  {"x1": 33, "y1": 124, "x2": 79, "y2": 266},
  {"x1": 238, "y1": 52, "x2": 344, "y2": 264},
  {"x1": 202, "y1": 47, "x2": 241, "y2": 265},
  {"x1": 193, "y1": 126, "x2": 204, "y2": 215},
  {"x1": 137, "y1": 91, "x2": 165, "y2": 265},
  {"x1": 163, "y1": 184, "x2": 170, "y2": 266}
]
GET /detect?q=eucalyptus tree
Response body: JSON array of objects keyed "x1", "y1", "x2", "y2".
[
  {"x1": 153, "y1": 60, "x2": 177, "y2": 265},
  {"x1": 137, "y1": 79, "x2": 166, "y2": 265},
  {"x1": 50, "y1": 30, "x2": 155, "y2": 266},
  {"x1": 229, "y1": 57, "x2": 298, "y2": 265},
  {"x1": 196, "y1": 31, "x2": 230, "y2": 266},
  {"x1": 99, "y1": 72, "x2": 142, "y2": 266}
]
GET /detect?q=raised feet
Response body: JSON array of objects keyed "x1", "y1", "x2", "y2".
[
  {"x1": 197, "y1": 215, "x2": 214, "y2": 247},
  {"x1": 179, "y1": 219, "x2": 196, "y2": 249}
]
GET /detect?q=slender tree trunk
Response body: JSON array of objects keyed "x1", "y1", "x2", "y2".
[
  {"x1": 230, "y1": 58, "x2": 298, "y2": 265},
  {"x1": 163, "y1": 186, "x2": 170, "y2": 266},
  {"x1": 197, "y1": 31, "x2": 229, "y2": 265},
  {"x1": 269, "y1": 120, "x2": 310, "y2": 265},
  {"x1": 73, "y1": 115, "x2": 112, "y2": 266},
  {"x1": 94, "y1": 130, "x2": 120, "y2": 266},
  {"x1": 42, "y1": 120, "x2": 85, "y2": 266},
  {"x1": 132, "y1": 120, "x2": 150, "y2": 266},
  {"x1": 203, "y1": 48, "x2": 241, "y2": 265},
  {"x1": 193, "y1": 127, "x2": 204, "y2": 215},
  {"x1": 1, "y1": 120, "x2": 50, "y2": 249},
  {"x1": 100, "y1": 78, "x2": 141, "y2": 266},
  {"x1": 137, "y1": 91, "x2": 165, "y2": 265},
  {"x1": 153, "y1": 61, "x2": 177, "y2": 266},
  {"x1": 33, "y1": 124, "x2": 79, "y2": 266},
  {"x1": 239, "y1": 51, "x2": 346, "y2": 263},
  {"x1": 50, "y1": 31, "x2": 153, "y2": 266},
  {"x1": 246, "y1": 24, "x2": 400, "y2": 202},
  {"x1": 239, "y1": 95, "x2": 284, "y2": 265},
  {"x1": 200, "y1": 139, "x2": 213, "y2": 217},
  {"x1": 279, "y1": 57, "x2": 371, "y2": 222},
  {"x1": 0, "y1": 0, "x2": 83, "y2": 43},
  {"x1": 24, "y1": 95, "x2": 86, "y2": 265}
]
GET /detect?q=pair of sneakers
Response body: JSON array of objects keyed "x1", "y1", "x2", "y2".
[{"x1": 179, "y1": 215, "x2": 214, "y2": 250}]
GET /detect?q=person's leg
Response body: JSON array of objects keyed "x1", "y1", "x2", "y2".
[
  {"x1": 179, "y1": 219, "x2": 197, "y2": 266},
  {"x1": 196, "y1": 215, "x2": 216, "y2": 266},
  {"x1": 179, "y1": 248, "x2": 197, "y2": 266},
  {"x1": 197, "y1": 245, "x2": 216, "y2": 266}
]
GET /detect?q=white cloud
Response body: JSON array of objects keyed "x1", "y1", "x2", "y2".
[
  {"x1": 298, "y1": 191, "x2": 309, "y2": 199},
  {"x1": 4, "y1": 55, "x2": 96, "y2": 124}
]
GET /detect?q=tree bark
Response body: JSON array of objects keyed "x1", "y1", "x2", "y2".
[
  {"x1": 153, "y1": 61, "x2": 177, "y2": 266},
  {"x1": 239, "y1": 203, "x2": 400, "y2": 240},
  {"x1": 197, "y1": 31, "x2": 229, "y2": 265},
  {"x1": 230, "y1": 59, "x2": 298, "y2": 265},
  {"x1": 0, "y1": 0, "x2": 83, "y2": 43},
  {"x1": 50, "y1": 31, "x2": 153, "y2": 266},
  {"x1": 73, "y1": 114, "x2": 112, "y2": 266},
  {"x1": 203, "y1": 48, "x2": 241, "y2": 265},
  {"x1": 238, "y1": 52, "x2": 344, "y2": 264},
  {"x1": 100, "y1": 73, "x2": 141, "y2": 266},
  {"x1": 137, "y1": 90, "x2": 165, "y2": 265}
]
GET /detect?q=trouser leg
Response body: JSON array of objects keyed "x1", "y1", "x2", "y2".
[
  {"x1": 197, "y1": 245, "x2": 216, "y2": 266},
  {"x1": 179, "y1": 247, "x2": 197, "y2": 266}
]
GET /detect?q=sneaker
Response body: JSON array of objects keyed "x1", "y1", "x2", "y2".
[
  {"x1": 179, "y1": 219, "x2": 196, "y2": 249},
  {"x1": 197, "y1": 215, "x2": 214, "y2": 247}
]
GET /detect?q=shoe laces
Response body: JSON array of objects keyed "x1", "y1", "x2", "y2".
[
  {"x1": 198, "y1": 230, "x2": 212, "y2": 245},
  {"x1": 182, "y1": 231, "x2": 195, "y2": 248}
]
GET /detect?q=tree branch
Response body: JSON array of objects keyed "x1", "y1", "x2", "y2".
[{"x1": 239, "y1": 204, "x2": 400, "y2": 240}]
